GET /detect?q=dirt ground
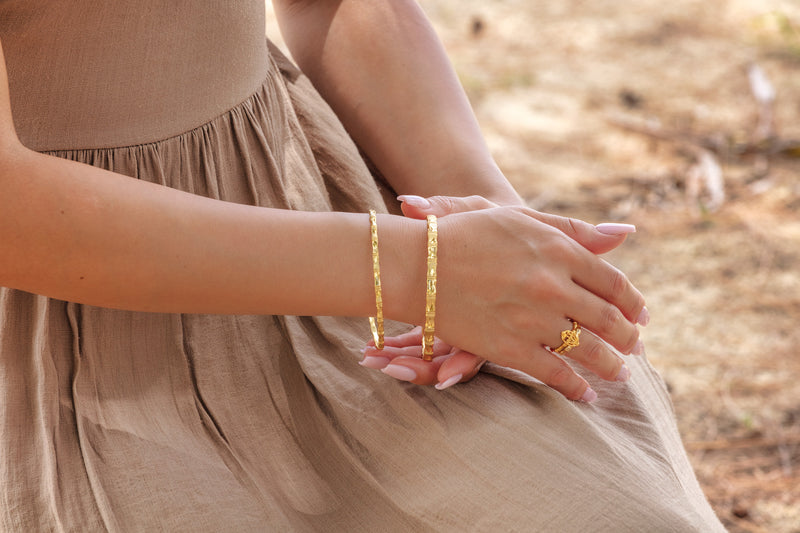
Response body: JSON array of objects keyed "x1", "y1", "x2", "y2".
[{"x1": 266, "y1": 2, "x2": 799, "y2": 531}]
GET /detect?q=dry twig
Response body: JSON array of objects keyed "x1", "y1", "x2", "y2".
[{"x1": 606, "y1": 64, "x2": 800, "y2": 214}]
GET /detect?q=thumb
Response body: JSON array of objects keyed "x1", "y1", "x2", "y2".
[
  {"x1": 397, "y1": 194, "x2": 498, "y2": 220},
  {"x1": 524, "y1": 210, "x2": 636, "y2": 254},
  {"x1": 397, "y1": 194, "x2": 636, "y2": 255}
]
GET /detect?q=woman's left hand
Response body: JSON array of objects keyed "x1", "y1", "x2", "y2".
[{"x1": 360, "y1": 326, "x2": 486, "y2": 390}]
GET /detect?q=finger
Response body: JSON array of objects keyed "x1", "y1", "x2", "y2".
[
  {"x1": 545, "y1": 320, "x2": 630, "y2": 382},
  {"x1": 359, "y1": 345, "x2": 416, "y2": 370},
  {"x1": 364, "y1": 335, "x2": 451, "y2": 358},
  {"x1": 359, "y1": 341, "x2": 445, "y2": 369},
  {"x1": 509, "y1": 347, "x2": 596, "y2": 402},
  {"x1": 398, "y1": 194, "x2": 497, "y2": 219},
  {"x1": 561, "y1": 281, "x2": 642, "y2": 355},
  {"x1": 378, "y1": 325, "x2": 423, "y2": 347},
  {"x1": 372, "y1": 326, "x2": 453, "y2": 352},
  {"x1": 400, "y1": 196, "x2": 636, "y2": 256},
  {"x1": 435, "y1": 350, "x2": 486, "y2": 390},
  {"x1": 569, "y1": 253, "x2": 648, "y2": 330},
  {"x1": 381, "y1": 354, "x2": 449, "y2": 386},
  {"x1": 519, "y1": 208, "x2": 635, "y2": 255},
  {"x1": 366, "y1": 326, "x2": 451, "y2": 353}
]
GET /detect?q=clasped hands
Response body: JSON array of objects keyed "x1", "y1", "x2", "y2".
[{"x1": 360, "y1": 195, "x2": 649, "y2": 403}]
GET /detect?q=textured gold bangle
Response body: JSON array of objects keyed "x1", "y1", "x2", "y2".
[
  {"x1": 422, "y1": 214, "x2": 438, "y2": 361},
  {"x1": 368, "y1": 210, "x2": 384, "y2": 350}
]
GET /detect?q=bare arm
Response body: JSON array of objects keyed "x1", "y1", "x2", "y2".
[
  {"x1": 0, "y1": 40, "x2": 426, "y2": 320},
  {"x1": 0, "y1": 1, "x2": 519, "y2": 318},
  {"x1": 273, "y1": 0, "x2": 522, "y2": 206}
]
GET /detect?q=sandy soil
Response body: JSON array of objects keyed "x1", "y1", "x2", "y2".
[{"x1": 267, "y1": 2, "x2": 800, "y2": 530}]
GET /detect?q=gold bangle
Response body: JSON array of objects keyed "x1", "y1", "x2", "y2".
[
  {"x1": 422, "y1": 214, "x2": 438, "y2": 361},
  {"x1": 368, "y1": 210, "x2": 384, "y2": 350}
]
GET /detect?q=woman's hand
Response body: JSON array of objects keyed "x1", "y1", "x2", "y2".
[
  {"x1": 361, "y1": 195, "x2": 647, "y2": 402},
  {"x1": 360, "y1": 326, "x2": 486, "y2": 390}
]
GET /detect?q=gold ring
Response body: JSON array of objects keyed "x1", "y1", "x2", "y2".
[{"x1": 553, "y1": 320, "x2": 581, "y2": 354}]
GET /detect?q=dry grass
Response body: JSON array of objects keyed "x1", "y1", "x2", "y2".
[{"x1": 267, "y1": 1, "x2": 800, "y2": 530}]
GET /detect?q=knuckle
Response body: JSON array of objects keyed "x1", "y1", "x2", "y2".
[
  {"x1": 539, "y1": 232, "x2": 571, "y2": 259},
  {"x1": 527, "y1": 272, "x2": 564, "y2": 302},
  {"x1": 545, "y1": 215, "x2": 569, "y2": 235},
  {"x1": 597, "y1": 305, "x2": 622, "y2": 337},
  {"x1": 608, "y1": 267, "x2": 629, "y2": 296},
  {"x1": 582, "y1": 340, "x2": 605, "y2": 367},
  {"x1": 546, "y1": 364, "x2": 585, "y2": 400},
  {"x1": 438, "y1": 195, "x2": 456, "y2": 213},
  {"x1": 565, "y1": 217, "x2": 582, "y2": 237},
  {"x1": 506, "y1": 308, "x2": 531, "y2": 332},
  {"x1": 545, "y1": 363, "x2": 574, "y2": 389},
  {"x1": 465, "y1": 194, "x2": 486, "y2": 208},
  {"x1": 492, "y1": 336, "x2": 519, "y2": 367}
]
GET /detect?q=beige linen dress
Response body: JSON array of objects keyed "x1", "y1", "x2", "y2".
[{"x1": 0, "y1": 2, "x2": 726, "y2": 531}]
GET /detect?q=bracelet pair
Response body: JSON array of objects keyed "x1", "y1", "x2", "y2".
[{"x1": 368, "y1": 210, "x2": 438, "y2": 360}]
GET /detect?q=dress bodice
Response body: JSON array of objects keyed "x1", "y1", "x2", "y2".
[{"x1": 0, "y1": 0, "x2": 269, "y2": 150}]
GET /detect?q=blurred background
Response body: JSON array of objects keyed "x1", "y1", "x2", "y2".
[{"x1": 267, "y1": 1, "x2": 800, "y2": 530}]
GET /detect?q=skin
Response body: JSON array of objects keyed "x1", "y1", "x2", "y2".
[
  {"x1": 273, "y1": 0, "x2": 522, "y2": 205},
  {"x1": 0, "y1": 0, "x2": 646, "y2": 401},
  {"x1": 365, "y1": 195, "x2": 645, "y2": 398}
]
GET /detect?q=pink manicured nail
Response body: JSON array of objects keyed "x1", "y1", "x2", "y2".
[
  {"x1": 615, "y1": 365, "x2": 631, "y2": 382},
  {"x1": 580, "y1": 387, "x2": 598, "y2": 403},
  {"x1": 595, "y1": 223, "x2": 636, "y2": 235},
  {"x1": 636, "y1": 307, "x2": 650, "y2": 326},
  {"x1": 382, "y1": 364, "x2": 417, "y2": 382},
  {"x1": 359, "y1": 355, "x2": 390, "y2": 369},
  {"x1": 435, "y1": 373, "x2": 462, "y2": 391},
  {"x1": 432, "y1": 355, "x2": 450, "y2": 364},
  {"x1": 631, "y1": 340, "x2": 646, "y2": 356},
  {"x1": 397, "y1": 195, "x2": 431, "y2": 209}
]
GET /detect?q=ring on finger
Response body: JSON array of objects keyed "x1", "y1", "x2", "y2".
[{"x1": 552, "y1": 320, "x2": 581, "y2": 354}]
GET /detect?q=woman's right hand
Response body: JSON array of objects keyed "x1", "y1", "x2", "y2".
[{"x1": 375, "y1": 195, "x2": 647, "y2": 402}]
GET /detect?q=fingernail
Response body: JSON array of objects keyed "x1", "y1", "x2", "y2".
[
  {"x1": 432, "y1": 355, "x2": 450, "y2": 364},
  {"x1": 615, "y1": 365, "x2": 631, "y2": 382},
  {"x1": 359, "y1": 348, "x2": 367, "y2": 354},
  {"x1": 580, "y1": 387, "x2": 598, "y2": 403},
  {"x1": 636, "y1": 307, "x2": 650, "y2": 326},
  {"x1": 435, "y1": 373, "x2": 462, "y2": 391},
  {"x1": 381, "y1": 364, "x2": 417, "y2": 382},
  {"x1": 595, "y1": 223, "x2": 636, "y2": 235},
  {"x1": 359, "y1": 355, "x2": 390, "y2": 369},
  {"x1": 397, "y1": 195, "x2": 431, "y2": 209},
  {"x1": 631, "y1": 340, "x2": 646, "y2": 356}
]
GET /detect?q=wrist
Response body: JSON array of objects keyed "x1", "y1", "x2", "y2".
[
  {"x1": 377, "y1": 213, "x2": 427, "y2": 326},
  {"x1": 433, "y1": 157, "x2": 523, "y2": 207},
  {"x1": 466, "y1": 162, "x2": 524, "y2": 207}
]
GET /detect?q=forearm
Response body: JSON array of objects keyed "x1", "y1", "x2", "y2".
[
  {"x1": 274, "y1": 0, "x2": 521, "y2": 205},
  {"x1": 0, "y1": 145, "x2": 427, "y2": 320}
]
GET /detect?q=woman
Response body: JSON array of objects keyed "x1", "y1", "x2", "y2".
[{"x1": 0, "y1": 0, "x2": 724, "y2": 530}]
